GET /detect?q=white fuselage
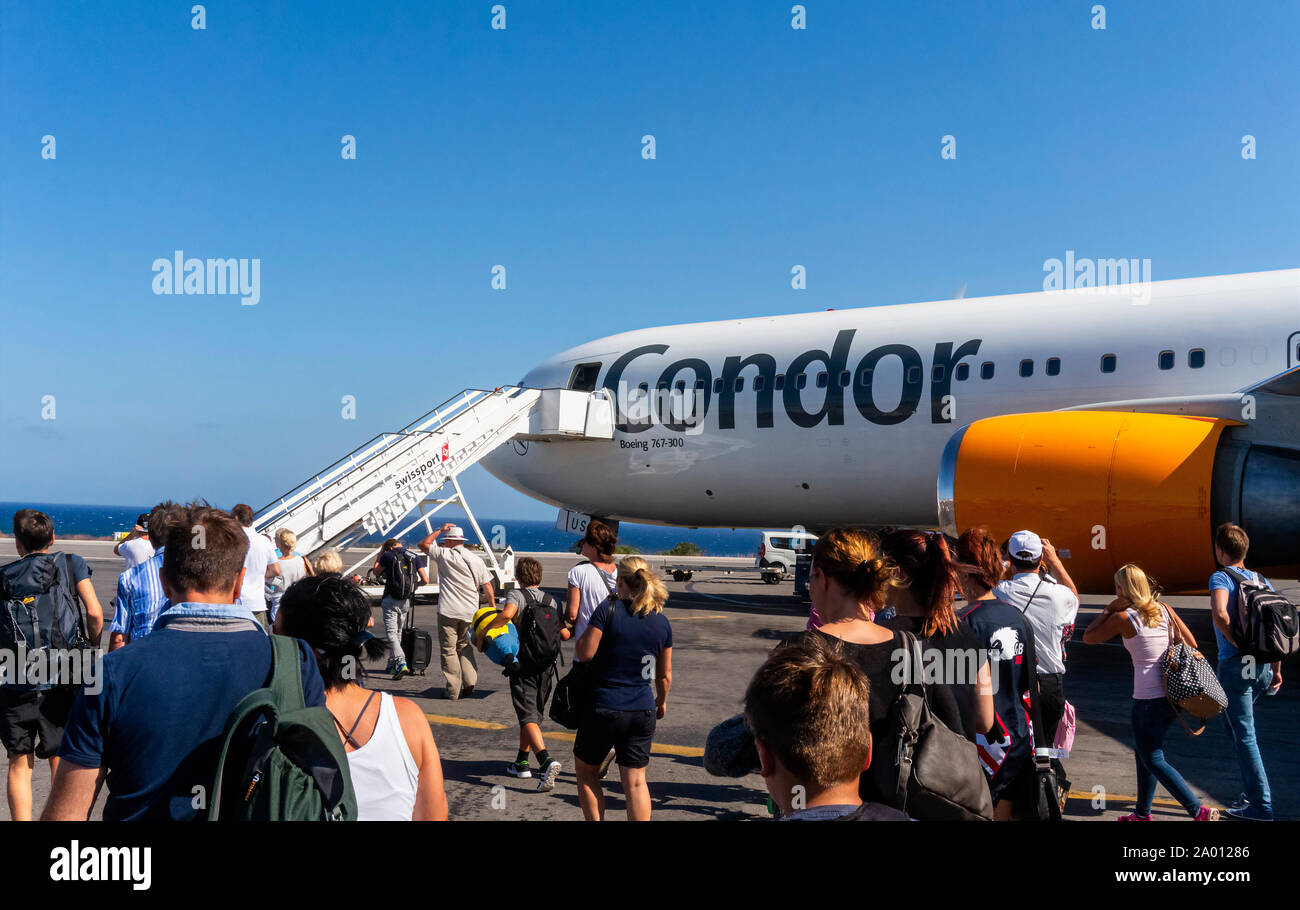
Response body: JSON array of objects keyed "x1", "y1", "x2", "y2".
[{"x1": 482, "y1": 270, "x2": 1299, "y2": 529}]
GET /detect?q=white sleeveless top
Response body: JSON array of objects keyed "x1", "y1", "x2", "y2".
[
  {"x1": 346, "y1": 692, "x2": 420, "y2": 821},
  {"x1": 1123, "y1": 608, "x2": 1170, "y2": 700}
]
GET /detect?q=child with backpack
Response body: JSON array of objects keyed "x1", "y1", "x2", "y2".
[{"x1": 498, "y1": 557, "x2": 569, "y2": 791}]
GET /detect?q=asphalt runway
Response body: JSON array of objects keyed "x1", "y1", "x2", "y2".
[{"x1": 2, "y1": 540, "x2": 1297, "y2": 822}]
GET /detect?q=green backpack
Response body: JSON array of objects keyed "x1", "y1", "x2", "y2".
[{"x1": 208, "y1": 635, "x2": 358, "y2": 821}]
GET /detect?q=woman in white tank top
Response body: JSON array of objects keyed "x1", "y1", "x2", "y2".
[
  {"x1": 1083, "y1": 564, "x2": 1217, "y2": 821},
  {"x1": 274, "y1": 574, "x2": 448, "y2": 820}
]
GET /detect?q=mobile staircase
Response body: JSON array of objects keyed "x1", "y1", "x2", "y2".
[{"x1": 252, "y1": 386, "x2": 614, "y2": 592}]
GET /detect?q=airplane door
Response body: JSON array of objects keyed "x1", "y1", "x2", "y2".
[{"x1": 1290, "y1": 331, "x2": 1300, "y2": 369}]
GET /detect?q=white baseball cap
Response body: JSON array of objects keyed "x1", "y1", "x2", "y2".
[
  {"x1": 444, "y1": 525, "x2": 467, "y2": 541},
  {"x1": 1007, "y1": 530, "x2": 1043, "y2": 562}
]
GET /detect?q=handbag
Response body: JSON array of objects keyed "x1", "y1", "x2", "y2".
[
  {"x1": 869, "y1": 632, "x2": 995, "y2": 821},
  {"x1": 1160, "y1": 605, "x2": 1228, "y2": 735},
  {"x1": 1052, "y1": 701, "x2": 1076, "y2": 757},
  {"x1": 549, "y1": 595, "x2": 619, "y2": 730}
]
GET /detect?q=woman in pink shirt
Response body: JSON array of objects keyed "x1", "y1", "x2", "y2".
[{"x1": 1083, "y1": 564, "x2": 1217, "y2": 821}]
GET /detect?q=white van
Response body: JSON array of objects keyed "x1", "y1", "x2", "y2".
[{"x1": 755, "y1": 530, "x2": 818, "y2": 575}]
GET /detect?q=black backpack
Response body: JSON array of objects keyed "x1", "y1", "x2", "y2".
[
  {"x1": 1223, "y1": 567, "x2": 1300, "y2": 663},
  {"x1": 0, "y1": 553, "x2": 89, "y2": 667},
  {"x1": 383, "y1": 549, "x2": 419, "y2": 602},
  {"x1": 515, "y1": 588, "x2": 565, "y2": 674},
  {"x1": 869, "y1": 632, "x2": 995, "y2": 821}
]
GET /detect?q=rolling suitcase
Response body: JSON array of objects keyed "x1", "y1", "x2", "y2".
[{"x1": 401, "y1": 604, "x2": 433, "y2": 676}]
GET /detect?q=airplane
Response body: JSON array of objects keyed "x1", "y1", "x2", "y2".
[{"x1": 480, "y1": 268, "x2": 1300, "y2": 593}]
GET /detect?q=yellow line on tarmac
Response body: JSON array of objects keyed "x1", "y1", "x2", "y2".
[
  {"x1": 424, "y1": 713, "x2": 705, "y2": 757},
  {"x1": 1066, "y1": 790, "x2": 1218, "y2": 812},
  {"x1": 669, "y1": 614, "x2": 729, "y2": 622},
  {"x1": 424, "y1": 713, "x2": 508, "y2": 731}
]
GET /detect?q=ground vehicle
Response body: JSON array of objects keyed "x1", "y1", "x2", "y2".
[{"x1": 755, "y1": 531, "x2": 818, "y2": 577}]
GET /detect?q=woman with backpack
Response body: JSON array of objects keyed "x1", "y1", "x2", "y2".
[
  {"x1": 1082, "y1": 563, "x2": 1218, "y2": 821},
  {"x1": 572, "y1": 556, "x2": 672, "y2": 821},
  {"x1": 276, "y1": 574, "x2": 448, "y2": 820}
]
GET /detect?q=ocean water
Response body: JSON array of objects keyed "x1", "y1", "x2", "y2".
[{"x1": 0, "y1": 502, "x2": 760, "y2": 557}]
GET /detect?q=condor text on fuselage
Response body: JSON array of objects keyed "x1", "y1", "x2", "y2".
[{"x1": 603, "y1": 329, "x2": 978, "y2": 433}]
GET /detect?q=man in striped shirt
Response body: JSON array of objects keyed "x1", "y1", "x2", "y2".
[{"x1": 107, "y1": 503, "x2": 174, "y2": 650}]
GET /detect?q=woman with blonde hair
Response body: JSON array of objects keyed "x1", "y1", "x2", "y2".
[
  {"x1": 1083, "y1": 563, "x2": 1217, "y2": 821},
  {"x1": 268, "y1": 528, "x2": 313, "y2": 620},
  {"x1": 572, "y1": 555, "x2": 673, "y2": 821}
]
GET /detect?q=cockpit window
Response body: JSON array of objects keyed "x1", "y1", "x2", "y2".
[{"x1": 568, "y1": 362, "x2": 602, "y2": 392}]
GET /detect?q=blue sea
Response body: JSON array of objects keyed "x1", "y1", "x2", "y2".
[{"x1": 0, "y1": 502, "x2": 759, "y2": 557}]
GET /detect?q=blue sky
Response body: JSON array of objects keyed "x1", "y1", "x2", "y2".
[{"x1": 2, "y1": 0, "x2": 1297, "y2": 518}]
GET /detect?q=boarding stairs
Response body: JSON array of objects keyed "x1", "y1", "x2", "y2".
[{"x1": 252, "y1": 386, "x2": 614, "y2": 588}]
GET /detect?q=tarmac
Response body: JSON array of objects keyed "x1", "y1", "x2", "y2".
[{"x1": 1, "y1": 539, "x2": 1297, "y2": 822}]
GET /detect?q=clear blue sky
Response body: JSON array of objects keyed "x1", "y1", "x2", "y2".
[{"x1": 2, "y1": 0, "x2": 1296, "y2": 518}]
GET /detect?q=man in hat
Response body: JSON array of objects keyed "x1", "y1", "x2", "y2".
[
  {"x1": 419, "y1": 523, "x2": 494, "y2": 700},
  {"x1": 993, "y1": 530, "x2": 1079, "y2": 782}
]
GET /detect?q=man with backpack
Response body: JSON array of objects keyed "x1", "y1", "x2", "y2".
[
  {"x1": 496, "y1": 557, "x2": 568, "y2": 791},
  {"x1": 374, "y1": 539, "x2": 429, "y2": 679},
  {"x1": 0, "y1": 509, "x2": 103, "y2": 820},
  {"x1": 43, "y1": 503, "x2": 328, "y2": 821},
  {"x1": 1209, "y1": 522, "x2": 1283, "y2": 821}
]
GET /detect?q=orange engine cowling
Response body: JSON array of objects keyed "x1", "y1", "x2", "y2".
[{"x1": 938, "y1": 411, "x2": 1236, "y2": 593}]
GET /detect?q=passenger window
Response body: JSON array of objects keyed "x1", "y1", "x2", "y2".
[
  {"x1": 1046, "y1": 357, "x2": 1060, "y2": 376},
  {"x1": 1101, "y1": 354, "x2": 1117, "y2": 373},
  {"x1": 713, "y1": 378, "x2": 723, "y2": 394},
  {"x1": 955, "y1": 363, "x2": 970, "y2": 382},
  {"x1": 568, "y1": 362, "x2": 602, "y2": 392},
  {"x1": 1019, "y1": 359, "x2": 1033, "y2": 378},
  {"x1": 674, "y1": 380, "x2": 687, "y2": 393},
  {"x1": 1188, "y1": 348, "x2": 1205, "y2": 369},
  {"x1": 816, "y1": 372, "x2": 829, "y2": 389},
  {"x1": 775, "y1": 374, "x2": 786, "y2": 390},
  {"x1": 840, "y1": 370, "x2": 851, "y2": 387},
  {"x1": 795, "y1": 373, "x2": 808, "y2": 390},
  {"x1": 733, "y1": 376, "x2": 744, "y2": 392},
  {"x1": 932, "y1": 365, "x2": 945, "y2": 382},
  {"x1": 694, "y1": 379, "x2": 706, "y2": 391},
  {"x1": 637, "y1": 382, "x2": 649, "y2": 394},
  {"x1": 859, "y1": 368, "x2": 873, "y2": 387},
  {"x1": 753, "y1": 376, "x2": 765, "y2": 391},
  {"x1": 906, "y1": 366, "x2": 921, "y2": 384},
  {"x1": 980, "y1": 362, "x2": 994, "y2": 380},
  {"x1": 1158, "y1": 350, "x2": 1174, "y2": 370}
]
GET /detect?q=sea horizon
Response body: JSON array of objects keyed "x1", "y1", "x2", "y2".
[{"x1": 0, "y1": 501, "x2": 762, "y2": 558}]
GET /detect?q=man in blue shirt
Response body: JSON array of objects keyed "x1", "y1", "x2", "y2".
[
  {"x1": 43, "y1": 503, "x2": 325, "y2": 821},
  {"x1": 1209, "y1": 522, "x2": 1280, "y2": 821},
  {"x1": 107, "y1": 501, "x2": 174, "y2": 650}
]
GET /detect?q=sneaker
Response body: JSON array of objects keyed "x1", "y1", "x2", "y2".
[
  {"x1": 1230, "y1": 793, "x2": 1250, "y2": 811},
  {"x1": 506, "y1": 760, "x2": 532, "y2": 779},
  {"x1": 1195, "y1": 806, "x2": 1220, "y2": 821},
  {"x1": 1226, "y1": 804, "x2": 1274, "y2": 821},
  {"x1": 1117, "y1": 813, "x2": 1152, "y2": 821},
  {"x1": 597, "y1": 748, "x2": 616, "y2": 780},
  {"x1": 536, "y1": 759, "x2": 562, "y2": 792},
  {"x1": 391, "y1": 662, "x2": 409, "y2": 680}
]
